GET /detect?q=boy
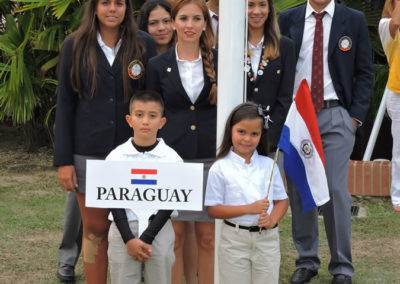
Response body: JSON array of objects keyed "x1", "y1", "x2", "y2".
[{"x1": 106, "y1": 90, "x2": 182, "y2": 284}]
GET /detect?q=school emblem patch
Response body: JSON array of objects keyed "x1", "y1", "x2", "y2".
[
  {"x1": 300, "y1": 139, "x2": 313, "y2": 159},
  {"x1": 338, "y1": 36, "x2": 352, "y2": 52},
  {"x1": 128, "y1": 60, "x2": 144, "y2": 80}
]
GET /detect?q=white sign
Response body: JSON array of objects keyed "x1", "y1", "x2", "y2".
[{"x1": 86, "y1": 160, "x2": 203, "y2": 235}]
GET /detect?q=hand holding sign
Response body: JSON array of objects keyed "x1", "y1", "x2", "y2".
[{"x1": 86, "y1": 160, "x2": 203, "y2": 236}]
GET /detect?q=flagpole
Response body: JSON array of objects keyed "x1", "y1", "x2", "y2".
[
  {"x1": 259, "y1": 147, "x2": 280, "y2": 233},
  {"x1": 215, "y1": 0, "x2": 247, "y2": 283}
]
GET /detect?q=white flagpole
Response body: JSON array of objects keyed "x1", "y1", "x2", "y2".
[
  {"x1": 215, "y1": 0, "x2": 247, "y2": 283},
  {"x1": 258, "y1": 147, "x2": 280, "y2": 233}
]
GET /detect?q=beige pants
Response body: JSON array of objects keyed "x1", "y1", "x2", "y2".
[
  {"x1": 108, "y1": 220, "x2": 175, "y2": 284},
  {"x1": 218, "y1": 222, "x2": 280, "y2": 284}
]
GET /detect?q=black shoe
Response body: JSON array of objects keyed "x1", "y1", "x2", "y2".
[
  {"x1": 291, "y1": 268, "x2": 318, "y2": 283},
  {"x1": 332, "y1": 274, "x2": 352, "y2": 284},
  {"x1": 56, "y1": 263, "x2": 75, "y2": 282}
]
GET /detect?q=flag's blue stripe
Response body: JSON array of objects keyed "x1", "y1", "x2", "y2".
[
  {"x1": 280, "y1": 127, "x2": 317, "y2": 212},
  {"x1": 131, "y1": 179, "x2": 157, "y2": 185},
  {"x1": 278, "y1": 126, "x2": 291, "y2": 154}
]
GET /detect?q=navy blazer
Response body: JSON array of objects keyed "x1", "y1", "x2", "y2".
[
  {"x1": 145, "y1": 47, "x2": 217, "y2": 159},
  {"x1": 246, "y1": 35, "x2": 296, "y2": 146},
  {"x1": 54, "y1": 31, "x2": 157, "y2": 166},
  {"x1": 278, "y1": 3, "x2": 374, "y2": 122}
]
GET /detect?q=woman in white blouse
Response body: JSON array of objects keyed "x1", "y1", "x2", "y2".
[
  {"x1": 379, "y1": 0, "x2": 400, "y2": 212},
  {"x1": 145, "y1": 0, "x2": 217, "y2": 283}
]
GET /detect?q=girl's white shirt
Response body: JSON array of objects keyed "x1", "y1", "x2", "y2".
[
  {"x1": 97, "y1": 32, "x2": 122, "y2": 66},
  {"x1": 205, "y1": 149, "x2": 287, "y2": 226},
  {"x1": 175, "y1": 44, "x2": 204, "y2": 104}
]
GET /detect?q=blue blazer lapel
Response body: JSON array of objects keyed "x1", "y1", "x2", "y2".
[
  {"x1": 328, "y1": 4, "x2": 346, "y2": 57},
  {"x1": 290, "y1": 5, "x2": 306, "y2": 57},
  {"x1": 96, "y1": 43, "x2": 116, "y2": 75},
  {"x1": 164, "y1": 48, "x2": 193, "y2": 103},
  {"x1": 196, "y1": 68, "x2": 210, "y2": 103}
]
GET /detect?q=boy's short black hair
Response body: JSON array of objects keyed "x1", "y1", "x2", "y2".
[{"x1": 129, "y1": 90, "x2": 164, "y2": 114}]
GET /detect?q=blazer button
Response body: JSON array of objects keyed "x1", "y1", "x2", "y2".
[
  {"x1": 190, "y1": 125, "x2": 196, "y2": 131},
  {"x1": 190, "y1": 105, "x2": 195, "y2": 111},
  {"x1": 109, "y1": 120, "x2": 114, "y2": 125},
  {"x1": 254, "y1": 88, "x2": 259, "y2": 93},
  {"x1": 109, "y1": 98, "x2": 114, "y2": 103}
]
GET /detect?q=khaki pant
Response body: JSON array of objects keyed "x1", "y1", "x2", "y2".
[
  {"x1": 218, "y1": 222, "x2": 280, "y2": 284},
  {"x1": 108, "y1": 219, "x2": 175, "y2": 284}
]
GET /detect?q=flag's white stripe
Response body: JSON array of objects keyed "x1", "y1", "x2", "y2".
[{"x1": 286, "y1": 103, "x2": 330, "y2": 205}]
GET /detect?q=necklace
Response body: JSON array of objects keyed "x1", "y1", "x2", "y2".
[{"x1": 245, "y1": 44, "x2": 269, "y2": 83}]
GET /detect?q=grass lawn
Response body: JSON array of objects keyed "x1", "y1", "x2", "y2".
[{"x1": 1, "y1": 124, "x2": 400, "y2": 283}]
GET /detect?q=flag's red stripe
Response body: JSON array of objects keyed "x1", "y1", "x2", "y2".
[
  {"x1": 295, "y1": 80, "x2": 325, "y2": 166},
  {"x1": 131, "y1": 169, "x2": 157, "y2": 175}
]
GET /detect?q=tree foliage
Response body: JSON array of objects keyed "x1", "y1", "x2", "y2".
[{"x1": 0, "y1": 0, "x2": 145, "y2": 150}]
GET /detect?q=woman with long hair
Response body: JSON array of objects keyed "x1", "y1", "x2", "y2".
[
  {"x1": 54, "y1": 0, "x2": 156, "y2": 282},
  {"x1": 245, "y1": 0, "x2": 296, "y2": 159},
  {"x1": 146, "y1": 1, "x2": 217, "y2": 283},
  {"x1": 138, "y1": 0, "x2": 175, "y2": 54},
  {"x1": 379, "y1": 0, "x2": 400, "y2": 212}
]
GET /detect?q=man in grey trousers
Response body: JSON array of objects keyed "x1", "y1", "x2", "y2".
[
  {"x1": 278, "y1": 0, "x2": 374, "y2": 283},
  {"x1": 57, "y1": 192, "x2": 82, "y2": 282}
]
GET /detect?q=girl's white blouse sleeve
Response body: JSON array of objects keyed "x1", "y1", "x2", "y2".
[{"x1": 204, "y1": 163, "x2": 225, "y2": 206}]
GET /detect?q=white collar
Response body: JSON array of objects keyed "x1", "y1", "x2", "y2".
[
  {"x1": 248, "y1": 36, "x2": 264, "y2": 49},
  {"x1": 227, "y1": 148, "x2": 258, "y2": 165},
  {"x1": 305, "y1": 0, "x2": 335, "y2": 19},
  {"x1": 126, "y1": 138, "x2": 167, "y2": 158},
  {"x1": 209, "y1": 9, "x2": 218, "y2": 19},
  {"x1": 175, "y1": 44, "x2": 202, "y2": 63},
  {"x1": 96, "y1": 32, "x2": 122, "y2": 51}
]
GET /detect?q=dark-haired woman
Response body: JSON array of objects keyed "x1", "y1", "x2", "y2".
[
  {"x1": 145, "y1": 1, "x2": 217, "y2": 283},
  {"x1": 246, "y1": 0, "x2": 296, "y2": 155},
  {"x1": 138, "y1": 0, "x2": 175, "y2": 55},
  {"x1": 54, "y1": 0, "x2": 156, "y2": 282}
]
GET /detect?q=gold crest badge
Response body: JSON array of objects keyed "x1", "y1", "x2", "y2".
[{"x1": 128, "y1": 60, "x2": 144, "y2": 80}]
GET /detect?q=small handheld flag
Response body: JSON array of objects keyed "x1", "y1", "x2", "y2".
[{"x1": 278, "y1": 80, "x2": 330, "y2": 212}]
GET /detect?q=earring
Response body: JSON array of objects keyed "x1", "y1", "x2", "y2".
[{"x1": 203, "y1": 27, "x2": 206, "y2": 31}]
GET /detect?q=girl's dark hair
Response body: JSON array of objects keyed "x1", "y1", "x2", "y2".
[
  {"x1": 263, "y1": 0, "x2": 280, "y2": 59},
  {"x1": 137, "y1": 0, "x2": 175, "y2": 49},
  {"x1": 69, "y1": 0, "x2": 145, "y2": 101},
  {"x1": 171, "y1": 0, "x2": 217, "y2": 105},
  {"x1": 216, "y1": 102, "x2": 269, "y2": 160},
  {"x1": 248, "y1": 0, "x2": 280, "y2": 60},
  {"x1": 138, "y1": 0, "x2": 172, "y2": 32}
]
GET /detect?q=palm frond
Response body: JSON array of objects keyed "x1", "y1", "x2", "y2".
[
  {"x1": 50, "y1": 0, "x2": 73, "y2": 19},
  {"x1": 275, "y1": 0, "x2": 306, "y2": 13}
]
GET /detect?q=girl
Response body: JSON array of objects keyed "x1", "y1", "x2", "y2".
[
  {"x1": 145, "y1": 1, "x2": 217, "y2": 283},
  {"x1": 379, "y1": 0, "x2": 400, "y2": 212},
  {"x1": 205, "y1": 102, "x2": 288, "y2": 284},
  {"x1": 138, "y1": 0, "x2": 175, "y2": 55},
  {"x1": 246, "y1": 0, "x2": 296, "y2": 152},
  {"x1": 54, "y1": 0, "x2": 156, "y2": 282}
]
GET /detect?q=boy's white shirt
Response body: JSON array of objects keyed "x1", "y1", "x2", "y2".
[
  {"x1": 106, "y1": 137, "x2": 183, "y2": 221},
  {"x1": 205, "y1": 149, "x2": 287, "y2": 226}
]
